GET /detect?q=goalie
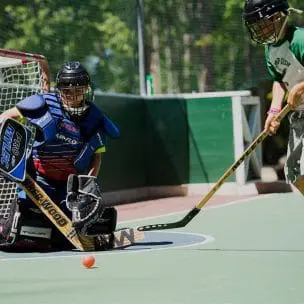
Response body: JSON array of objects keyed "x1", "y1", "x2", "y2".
[{"x1": 0, "y1": 61, "x2": 119, "y2": 250}]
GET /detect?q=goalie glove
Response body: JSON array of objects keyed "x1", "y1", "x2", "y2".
[{"x1": 66, "y1": 174, "x2": 105, "y2": 236}]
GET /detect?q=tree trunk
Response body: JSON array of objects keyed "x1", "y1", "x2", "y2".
[
  {"x1": 197, "y1": 0, "x2": 214, "y2": 92},
  {"x1": 150, "y1": 17, "x2": 161, "y2": 94}
]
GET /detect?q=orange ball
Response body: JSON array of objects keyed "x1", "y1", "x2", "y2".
[{"x1": 81, "y1": 255, "x2": 95, "y2": 269}]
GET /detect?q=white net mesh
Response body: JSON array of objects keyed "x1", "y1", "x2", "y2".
[{"x1": 0, "y1": 55, "x2": 46, "y2": 219}]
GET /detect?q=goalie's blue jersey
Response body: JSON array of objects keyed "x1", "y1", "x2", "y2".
[
  {"x1": 16, "y1": 93, "x2": 114, "y2": 183},
  {"x1": 32, "y1": 117, "x2": 83, "y2": 181}
]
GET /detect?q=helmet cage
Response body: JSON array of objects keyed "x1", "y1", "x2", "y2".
[
  {"x1": 243, "y1": 0, "x2": 289, "y2": 44},
  {"x1": 56, "y1": 61, "x2": 93, "y2": 118},
  {"x1": 60, "y1": 86, "x2": 90, "y2": 117},
  {"x1": 246, "y1": 11, "x2": 288, "y2": 44}
]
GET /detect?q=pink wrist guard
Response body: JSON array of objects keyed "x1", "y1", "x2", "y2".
[{"x1": 267, "y1": 107, "x2": 281, "y2": 115}]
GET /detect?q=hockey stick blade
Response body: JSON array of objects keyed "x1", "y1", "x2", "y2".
[
  {"x1": 137, "y1": 104, "x2": 292, "y2": 232},
  {"x1": 137, "y1": 208, "x2": 200, "y2": 231}
]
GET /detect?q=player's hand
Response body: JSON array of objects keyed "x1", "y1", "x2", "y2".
[
  {"x1": 287, "y1": 83, "x2": 304, "y2": 108},
  {"x1": 264, "y1": 113, "x2": 280, "y2": 135}
]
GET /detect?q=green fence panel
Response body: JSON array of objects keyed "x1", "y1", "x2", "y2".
[
  {"x1": 94, "y1": 94, "x2": 146, "y2": 191},
  {"x1": 145, "y1": 98, "x2": 189, "y2": 186},
  {"x1": 186, "y1": 97, "x2": 235, "y2": 183},
  {"x1": 94, "y1": 93, "x2": 241, "y2": 192}
]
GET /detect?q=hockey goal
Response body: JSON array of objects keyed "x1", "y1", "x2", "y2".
[{"x1": 0, "y1": 49, "x2": 50, "y2": 219}]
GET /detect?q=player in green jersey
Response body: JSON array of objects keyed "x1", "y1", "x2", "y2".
[{"x1": 243, "y1": 0, "x2": 304, "y2": 192}]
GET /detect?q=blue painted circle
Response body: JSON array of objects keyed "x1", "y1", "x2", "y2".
[
  {"x1": 0, "y1": 231, "x2": 212, "y2": 260},
  {"x1": 116, "y1": 231, "x2": 211, "y2": 251}
]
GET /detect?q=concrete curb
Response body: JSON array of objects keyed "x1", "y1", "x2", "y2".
[{"x1": 103, "y1": 180, "x2": 294, "y2": 205}]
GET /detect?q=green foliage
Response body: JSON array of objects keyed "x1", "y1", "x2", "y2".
[
  {"x1": 0, "y1": 0, "x2": 303, "y2": 94},
  {"x1": 1, "y1": 0, "x2": 137, "y2": 92}
]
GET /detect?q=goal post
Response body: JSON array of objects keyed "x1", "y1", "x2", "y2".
[
  {"x1": 0, "y1": 48, "x2": 50, "y2": 92},
  {"x1": 0, "y1": 49, "x2": 50, "y2": 220}
]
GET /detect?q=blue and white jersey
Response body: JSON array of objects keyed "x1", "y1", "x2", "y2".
[{"x1": 16, "y1": 93, "x2": 119, "y2": 183}]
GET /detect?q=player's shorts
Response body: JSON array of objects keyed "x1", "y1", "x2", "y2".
[{"x1": 284, "y1": 111, "x2": 304, "y2": 183}]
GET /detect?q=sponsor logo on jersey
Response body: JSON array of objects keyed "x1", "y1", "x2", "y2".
[
  {"x1": 96, "y1": 132, "x2": 104, "y2": 145},
  {"x1": 56, "y1": 133, "x2": 79, "y2": 145},
  {"x1": 59, "y1": 121, "x2": 78, "y2": 133},
  {"x1": 274, "y1": 57, "x2": 291, "y2": 71},
  {"x1": 36, "y1": 114, "x2": 50, "y2": 126}
]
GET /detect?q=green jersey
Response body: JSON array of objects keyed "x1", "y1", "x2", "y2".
[{"x1": 265, "y1": 25, "x2": 304, "y2": 90}]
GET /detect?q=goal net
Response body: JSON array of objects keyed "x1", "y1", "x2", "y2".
[{"x1": 0, "y1": 49, "x2": 50, "y2": 220}]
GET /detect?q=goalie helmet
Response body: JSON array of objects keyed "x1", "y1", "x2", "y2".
[
  {"x1": 56, "y1": 61, "x2": 93, "y2": 118},
  {"x1": 243, "y1": 0, "x2": 289, "y2": 45}
]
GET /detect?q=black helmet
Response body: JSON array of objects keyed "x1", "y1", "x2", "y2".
[
  {"x1": 56, "y1": 61, "x2": 90, "y2": 88},
  {"x1": 56, "y1": 61, "x2": 93, "y2": 118},
  {"x1": 243, "y1": 0, "x2": 289, "y2": 44}
]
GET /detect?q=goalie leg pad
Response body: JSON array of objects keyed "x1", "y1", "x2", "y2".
[
  {"x1": 0, "y1": 197, "x2": 20, "y2": 246},
  {"x1": 0, "y1": 198, "x2": 54, "y2": 250}
]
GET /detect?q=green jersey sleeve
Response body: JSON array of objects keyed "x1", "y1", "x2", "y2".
[
  {"x1": 265, "y1": 26, "x2": 304, "y2": 82},
  {"x1": 290, "y1": 27, "x2": 304, "y2": 66}
]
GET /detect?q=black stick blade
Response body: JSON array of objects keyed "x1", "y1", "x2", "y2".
[{"x1": 137, "y1": 208, "x2": 201, "y2": 231}]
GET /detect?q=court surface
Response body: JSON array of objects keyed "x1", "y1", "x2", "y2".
[{"x1": 1, "y1": 192, "x2": 304, "y2": 304}]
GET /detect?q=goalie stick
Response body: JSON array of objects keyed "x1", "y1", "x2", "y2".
[
  {"x1": 137, "y1": 104, "x2": 292, "y2": 232},
  {"x1": 0, "y1": 118, "x2": 144, "y2": 250}
]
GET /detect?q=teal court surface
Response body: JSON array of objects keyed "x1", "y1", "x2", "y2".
[{"x1": 2, "y1": 193, "x2": 304, "y2": 304}]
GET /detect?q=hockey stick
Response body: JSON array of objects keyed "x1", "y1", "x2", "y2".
[
  {"x1": 137, "y1": 103, "x2": 292, "y2": 231},
  {"x1": 0, "y1": 119, "x2": 144, "y2": 250}
]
